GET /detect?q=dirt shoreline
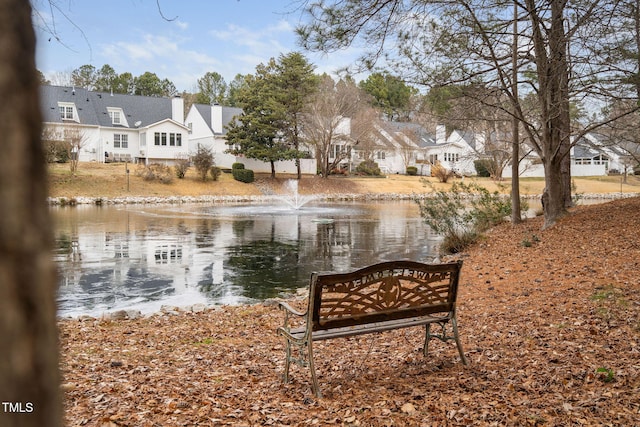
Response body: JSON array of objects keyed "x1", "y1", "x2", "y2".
[
  {"x1": 48, "y1": 191, "x2": 640, "y2": 206},
  {"x1": 59, "y1": 196, "x2": 640, "y2": 426}
]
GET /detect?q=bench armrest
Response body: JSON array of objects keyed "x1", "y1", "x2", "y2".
[
  {"x1": 277, "y1": 301, "x2": 309, "y2": 340},
  {"x1": 278, "y1": 301, "x2": 306, "y2": 317}
]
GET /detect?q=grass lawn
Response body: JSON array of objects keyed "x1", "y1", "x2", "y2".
[{"x1": 48, "y1": 162, "x2": 640, "y2": 199}]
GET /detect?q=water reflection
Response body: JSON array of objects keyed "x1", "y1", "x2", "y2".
[{"x1": 52, "y1": 201, "x2": 441, "y2": 317}]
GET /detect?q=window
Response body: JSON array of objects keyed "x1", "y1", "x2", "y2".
[
  {"x1": 114, "y1": 134, "x2": 128, "y2": 149},
  {"x1": 593, "y1": 155, "x2": 608, "y2": 166},
  {"x1": 331, "y1": 144, "x2": 346, "y2": 159},
  {"x1": 58, "y1": 103, "x2": 76, "y2": 120},
  {"x1": 444, "y1": 153, "x2": 459, "y2": 162},
  {"x1": 429, "y1": 154, "x2": 438, "y2": 164},
  {"x1": 153, "y1": 132, "x2": 181, "y2": 147},
  {"x1": 108, "y1": 110, "x2": 121, "y2": 125},
  {"x1": 377, "y1": 151, "x2": 386, "y2": 160}
]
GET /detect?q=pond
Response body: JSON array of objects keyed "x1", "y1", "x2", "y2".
[{"x1": 52, "y1": 200, "x2": 441, "y2": 317}]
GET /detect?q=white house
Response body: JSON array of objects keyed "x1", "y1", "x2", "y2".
[
  {"x1": 349, "y1": 121, "x2": 425, "y2": 174},
  {"x1": 353, "y1": 122, "x2": 480, "y2": 176},
  {"x1": 185, "y1": 103, "x2": 317, "y2": 174},
  {"x1": 424, "y1": 126, "x2": 480, "y2": 176},
  {"x1": 185, "y1": 103, "x2": 243, "y2": 168},
  {"x1": 504, "y1": 132, "x2": 628, "y2": 178},
  {"x1": 41, "y1": 85, "x2": 190, "y2": 165}
]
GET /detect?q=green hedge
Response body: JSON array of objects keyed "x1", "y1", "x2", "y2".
[
  {"x1": 232, "y1": 162, "x2": 245, "y2": 170},
  {"x1": 355, "y1": 159, "x2": 381, "y2": 176},
  {"x1": 232, "y1": 168, "x2": 254, "y2": 183},
  {"x1": 474, "y1": 159, "x2": 493, "y2": 177},
  {"x1": 406, "y1": 166, "x2": 418, "y2": 176}
]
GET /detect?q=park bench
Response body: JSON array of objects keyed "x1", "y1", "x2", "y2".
[{"x1": 277, "y1": 260, "x2": 468, "y2": 397}]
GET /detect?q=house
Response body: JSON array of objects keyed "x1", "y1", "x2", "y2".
[
  {"x1": 185, "y1": 103, "x2": 243, "y2": 168},
  {"x1": 350, "y1": 122, "x2": 480, "y2": 176},
  {"x1": 185, "y1": 103, "x2": 318, "y2": 174},
  {"x1": 423, "y1": 125, "x2": 481, "y2": 176},
  {"x1": 504, "y1": 132, "x2": 628, "y2": 178},
  {"x1": 40, "y1": 85, "x2": 189, "y2": 165},
  {"x1": 572, "y1": 133, "x2": 628, "y2": 174},
  {"x1": 349, "y1": 121, "x2": 429, "y2": 175}
]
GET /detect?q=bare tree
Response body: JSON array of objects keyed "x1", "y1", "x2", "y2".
[
  {"x1": 302, "y1": 75, "x2": 366, "y2": 177},
  {"x1": 350, "y1": 105, "x2": 382, "y2": 164},
  {"x1": 63, "y1": 127, "x2": 88, "y2": 175},
  {"x1": 0, "y1": 1, "x2": 62, "y2": 427},
  {"x1": 48, "y1": 69, "x2": 73, "y2": 86}
]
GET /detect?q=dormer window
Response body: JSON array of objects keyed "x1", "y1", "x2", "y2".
[
  {"x1": 58, "y1": 102, "x2": 78, "y2": 121},
  {"x1": 107, "y1": 107, "x2": 128, "y2": 127},
  {"x1": 109, "y1": 110, "x2": 121, "y2": 124}
]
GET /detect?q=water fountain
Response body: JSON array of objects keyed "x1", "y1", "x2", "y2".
[{"x1": 278, "y1": 179, "x2": 316, "y2": 210}]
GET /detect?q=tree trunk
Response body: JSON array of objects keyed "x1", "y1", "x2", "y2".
[
  {"x1": 0, "y1": 1, "x2": 62, "y2": 426},
  {"x1": 542, "y1": 157, "x2": 568, "y2": 229},
  {"x1": 528, "y1": 0, "x2": 571, "y2": 228},
  {"x1": 270, "y1": 160, "x2": 276, "y2": 179},
  {"x1": 511, "y1": 119, "x2": 522, "y2": 224},
  {"x1": 510, "y1": 2, "x2": 522, "y2": 224},
  {"x1": 561, "y1": 152, "x2": 574, "y2": 208}
]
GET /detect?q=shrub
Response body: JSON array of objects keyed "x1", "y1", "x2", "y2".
[
  {"x1": 414, "y1": 181, "x2": 512, "y2": 254},
  {"x1": 406, "y1": 166, "x2": 418, "y2": 176},
  {"x1": 473, "y1": 159, "x2": 493, "y2": 177},
  {"x1": 441, "y1": 230, "x2": 479, "y2": 254},
  {"x1": 431, "y1": 163, "x2": 455, "y2": 183},
  {"x1": 43, "y1": 136, "x2": 70, "y2": 163},
  {"x1": 137, "y1": 163, "x2": 174, "y2": 184},
  {"x1": 233, "y1": 168, "x2": 254, "y2": 183},
  {"x1": 355, "y1": 159, "x2": 381, "y2": 176},
  {"x1": 174, "y1": 158, "x2": 190, "y2": 179},
  {"x1": 232, "y1": 162, "x2": 245, "y2": 170},
  {"x1": 192, "y1": 146, "x2": 215, "y2": 181},
  {"x1": 210, "y1": 166, "x2": 221, "y2": 181},
  {"x1": 330, "y1": 167, "x2": 348, "y2": 175}
]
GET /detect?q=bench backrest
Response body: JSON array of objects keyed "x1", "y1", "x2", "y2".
[{"x1": 309, "y1": 260, "x2": 463, "y2": 331}]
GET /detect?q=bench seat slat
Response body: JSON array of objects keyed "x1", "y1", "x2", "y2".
[{"x1": 289, "y1": 314, "x2": 452, "y2": 341}]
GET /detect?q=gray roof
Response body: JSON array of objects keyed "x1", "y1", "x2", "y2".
[
  {"x1": 376, "y1": 121, "x2": 436, "y2": 148},
  {"x1": 574, "y1": 144, "x2": 603, "y2": 159},
  {"x1": 40, "y1": 85, "x2": 177, "y2": 128},
  {"x1": 574, "y1": 133, "x2": 624, "y2": 158}
]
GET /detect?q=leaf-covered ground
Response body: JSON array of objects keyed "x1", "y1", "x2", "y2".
[{"x1": 59, "y1": 197, "x2": 640, "y2": 426}]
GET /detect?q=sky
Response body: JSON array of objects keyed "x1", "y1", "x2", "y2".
[{"x1": 33, "y1": 0, "x2": 367, "y2": 92}]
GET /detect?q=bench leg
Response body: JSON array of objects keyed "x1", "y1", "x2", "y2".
[
  {"x1": 423, "y1": 323, "x2": 431, "y2": 357},
  {"x1": 307, "y1": 340, "x2": 322, "y2": 398},
  {"x1": 451, "y1": 317, "x2": 468, "y2": 365},
  {"x1": 282, "y1": 339, "x2": 292, "y2": 384},
  {"x1": 424, "y1": 320, "x2": 468, "y2": 365}
]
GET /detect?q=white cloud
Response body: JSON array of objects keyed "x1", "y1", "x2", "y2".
[{"x1": 175, "y1": 20, "x2": 189, "y2": 30}]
